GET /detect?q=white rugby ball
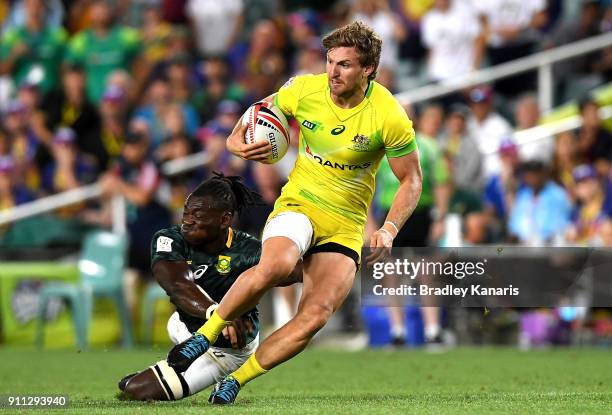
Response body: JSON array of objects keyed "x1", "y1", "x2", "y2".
[{"x1": 242, "y1": 101, "x2": 290, "y2": 164}]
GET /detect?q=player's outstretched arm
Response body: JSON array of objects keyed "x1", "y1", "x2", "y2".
[{"x1": 368, "y1": 150, "x2": 422, "y2": 264}]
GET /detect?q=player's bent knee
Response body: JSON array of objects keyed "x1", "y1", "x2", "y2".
[
  {"x1": 255, "y1": 256, "x2": 296, "y2": 286},
  {"x1": 125, "y1": 362, "x2": 189, "y2": 401},
  {"x1": 296, "y1": 304, "x2": 334, "y2": 338}
]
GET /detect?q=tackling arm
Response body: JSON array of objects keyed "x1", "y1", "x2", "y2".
[{"x1": 153, "y1": 260, "x2": 215, "y2": 320}]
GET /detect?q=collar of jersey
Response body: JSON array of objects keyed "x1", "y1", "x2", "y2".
[
  {"x1": 226, "y1": 227, "x2": 233, "y2": 248},
  {"x1": 324, "y1": 82, "x2": 373, "y2": 122}
]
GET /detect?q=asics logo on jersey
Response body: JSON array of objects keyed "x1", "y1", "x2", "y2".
[
  {"x1": 305, "y1": 145, "x2": 372, "y2": 171},
  {"x1": 330, "y1": 125, "x2": 346, "y2": 135},
  {"x1": 193, "y1": 265, "x2": 209, "y2": 280}
]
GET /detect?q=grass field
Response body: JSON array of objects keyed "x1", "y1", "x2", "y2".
[{"x1": 0, "y1": 346, "x2": 610, "y2": 414}]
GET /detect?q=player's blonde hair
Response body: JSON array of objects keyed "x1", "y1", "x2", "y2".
[{"x1": 322, "y1": 21, "x2": 382, "y2": 82}]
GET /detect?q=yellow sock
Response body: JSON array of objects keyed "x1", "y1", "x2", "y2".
[
  {"x1": 231, "y1": 354, "x2": 269, "y2": 386},
  {"x1": 197, "y1": 310, "x2": 231, "y2": 344}
]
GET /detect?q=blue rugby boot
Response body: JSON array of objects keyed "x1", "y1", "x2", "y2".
[
  {"x1": 209, "y1": 375, "x2": 241, "y2": 404},
  {"x1": 167, "y1": 333, "x2": 210, "y2": 372}
]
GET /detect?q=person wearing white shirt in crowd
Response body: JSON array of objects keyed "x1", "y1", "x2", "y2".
[
  {"x1": 474, "y1": 0, "x2": 548, "y2": 96},
  {"x1": 352, "y1": 0, "x2": 406, "y2": 89},
  {"x1": 513, "y1": 94, "x2": 554, "y2": 163},
  {"x1": 186, "y1": 0, "x2": 244, "y2": 57},
  {"x1": 466, "y1": 86, "x2": 513, "y2": 179},
  {"x1": 421, "y1": 0, "x2": 484, "y2": 82}
]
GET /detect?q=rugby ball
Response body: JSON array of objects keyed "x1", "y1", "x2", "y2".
[{"x1": 242, "y1": 101, "x2": 290, "y2": 164}]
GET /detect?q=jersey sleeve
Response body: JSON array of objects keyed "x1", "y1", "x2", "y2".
[
  {"x1": 64, "y1": 32, "x2": 87, "y2": 65},
  {"x1": 0, "y1": 29, "x2": 18, "y2": 59},
  {"x1": 119, "y1": 27, "x2": 142, "y2": 63},
  {"x1": 150, "y1": 228, "x2": 187, "y2": 267},
  {"x1": 274, "y1": 75, "x2": 308, "y2": 118},
  {"x1": 382, "y1": 101, "x2": 417, "y2": 158},
  {"x1": 244, "y1": 238, "x2": 262, "y2": 269}
]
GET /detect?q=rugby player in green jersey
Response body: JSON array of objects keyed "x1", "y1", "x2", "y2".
[{"x1": 117, "y1": 173, "x2": 299, "y2": 401}]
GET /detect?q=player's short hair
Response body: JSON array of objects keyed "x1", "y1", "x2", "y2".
[
  {"x1": 189, "y1": 172, "x2": 263, "y2": 214},
  {"x1": 322, "y1": 21, "x2": 382, "y2": 81}
]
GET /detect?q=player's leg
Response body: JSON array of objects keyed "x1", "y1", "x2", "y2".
[
  {"x1": 254, "y1": 251, "x2": 356, "y2": 367},
  {"x1": 209, "y1": 251, "x2": 356, "y2": 404},
  {"x1": 168, "y1": 212, "x2": 313, "y2": 373},
  {"x1": 122, "y1": 348, "x2": 248, "y2": 401}
]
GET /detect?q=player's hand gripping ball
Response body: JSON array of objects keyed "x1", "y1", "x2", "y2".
[{"x1": 242, "y1": 101, "x2": 290, "y2": 164}]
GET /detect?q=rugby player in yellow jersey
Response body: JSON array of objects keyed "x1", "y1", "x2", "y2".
[{"x1": 167, "y1": 21, "x2": 423, "y2": 404}]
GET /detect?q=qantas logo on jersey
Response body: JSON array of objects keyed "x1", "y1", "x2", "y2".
[{"x1": 305, "y1": 145, "x2": 372, "y2": 170}]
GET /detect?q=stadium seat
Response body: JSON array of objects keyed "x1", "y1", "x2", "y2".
[
  {"x1": 36, "y1": 231, "x2": 133, "y2": 349},
  {"x1": 140, "y1": 282, "x2": 167, "y2": 344}
]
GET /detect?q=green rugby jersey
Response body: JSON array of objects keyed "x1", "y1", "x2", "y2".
[
  {"x1": 65, "y1": 26, "x2": 141, "y2": 103},
  {"x1": 151, "y1": 225, "x2": 261, "y2": 348},
  {"x1": 0, "y1": 25, "x2": 67, "y2": 94}
]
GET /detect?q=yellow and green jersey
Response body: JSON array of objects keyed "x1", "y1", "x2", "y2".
[{"x1": 274, "y1": 73, "x2": 416, "y2": 227}]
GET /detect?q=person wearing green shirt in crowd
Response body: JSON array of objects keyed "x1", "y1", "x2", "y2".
[
  {"x1": 64, "y1": 0, "x2": 143, "y2": 104},
  {"x1": 0, "y1": 0, "x2": 67, "y2": 95},
  {"x1": 375, "y1": 104, "x2": 450, "y2": 347}
]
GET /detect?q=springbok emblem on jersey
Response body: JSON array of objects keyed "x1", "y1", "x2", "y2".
[{"x1": 215, "y1": 255, "x2": 232, "y2": 275}]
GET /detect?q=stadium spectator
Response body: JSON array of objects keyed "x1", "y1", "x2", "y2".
[
  {"x1": 0, "y1": 0, "x2": 67, "y2": 95},
  {"x1": 0, "y1": 155, "x2": 34, "y2": 209},
  {"x1": 395, "y1": 0, "x2": 433, "y2": 65},
  {"x1": 132, "y1": 78, "x2": 199, "y2": 150},
  {"x1": 1, "y1": 99, "x2": 42, "y2": 193},
  {"x1": 197, "y1": 56, "x2": 247, "y2": 123},
  {"x1": 1, "y1": 0, "x2": 64, "y2": 31},
  {"x1": 421, "y1": 0, "x2": 483, "y2": 82},
  {"x1": 438, "y1": 103, "x2": 484, "y2": 192},
  {"x1": 565, "y1": 164, "x2": 612, "y2": 244},
  {"x1": 352, "y1": 0, "x2": 406, "y2": 90},
  {"x1": 97, "y1": 131, "x2": 172, "y2": 279},
  {"x1": 376, "y1": 104, "x2": 448, "y2": 346},
  {"x1": 292, "y1": 37, "x2": 326, "y2": 76},
  {"x1": 466, "y1": 85, "x2": 514, "y2": 179},
  {"x1": 551, "y1": 130, "x2": 582, "y2": 199},
  {"x1": 483, "y1": 139, "x2": 521, "y2": 228},
  {"x1": 164, "y1": 53, "x2": 205, "y2": 115},
  {"x1": 513, "y1": 93, "x2": 555, "y2": 163},
  {"x1": 186, "y1": 0, "x2": 244, "y2": 58},
  {"x1": 508, "y1": 160, "x2": 572, "y2": 245},
  {"x1": 64, "y1": 0, "x2": 144, "y2": 104},
  {"x1": 475, "y1": 0, "x2": 548, "y2": 97},
  {"x1": 548, "y1": 0, "x2": 603, "y2": 101},
  {"x1": 576, "y1": 98, "x2": 612, "y2": 178},
  {"x1": 41, "y1": 63, "x2": 105, "y2": 169},
  {"x1": 139, "y1": 3, "x2": 172, "y2": 67},
  {"x1": 41, "y1": 127, "x2": 98, "y2": 195}
]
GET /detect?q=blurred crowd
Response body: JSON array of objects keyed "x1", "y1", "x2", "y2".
[{"x1": 1, "y1": 0, "x2": 612, "y2": 280}]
